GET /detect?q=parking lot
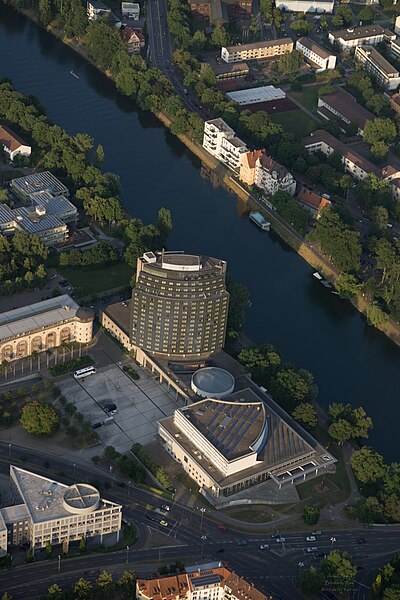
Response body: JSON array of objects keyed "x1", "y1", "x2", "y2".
[{"x1": 58, "y1": 363, "x2": 182, "y2": 453}]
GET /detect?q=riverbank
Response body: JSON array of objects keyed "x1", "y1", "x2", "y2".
[{"x1": 5, "y1": 3, "x2": 400, "y2": 350}]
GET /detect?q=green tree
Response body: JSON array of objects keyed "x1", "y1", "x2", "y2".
[
  {"x1": 328, "y1": 419, "x2": 353, "y2": 445},
  {"x1": 371, "y1": 205, "x2": 389, "y2": 235},
  {"x1": 322, "y1": 550, "x2": 357, "y2": 596},
  {"x1": 358, "y1": 6, "x2": 375, "y2": 22},
  {"x1": 292, "y1": 402, "x2": 317, "y2": 428},
  {"x1": 335, "y1": 273, "x2": 363, "y2": 299},
  {"x1": 39, "y1": 0, "x2": 52, "y2": 25},
  {"x1": 72, "y1": 578, "x2": 92, "y2": 600},
  {"x1": 313, "y1": 207, "x2": 361, "y2": 272},
  {"x1": 278, "y1": 50, "x2": 303, "y2": 75},
  {"x1": 118, "y1": 571, "x2": 136, "y2": 599},
  {"x1": 271, "y1": 368, "x2": 314, "y2": 411},
  {"x1": 96, "y1": 571, "x2": 115, "y2": 598},
  {"x1": 157, "y1": 207, "x2": 173, "y2": 246},
  {"x1": 350, "y1": 447, "x2": 387, "y2": 484},
  {"x1": 290, "y1": 19, "x2": 312, "y2": 35},
  {"x1": 364, "y1": 118, "x2": 397, "y2": 147},
  {"x1": 299, "y1": 566, "x2": 325, "y2": 595},
  {"x1": 79, "y1": 534, "x2": 86, "y2": 553},
  {"x1": 303, "y1": 504, "x2": 320, "y2": 525},
  {"x1": 226, "y1": 276, "x2": 251, "y2": 338},
  {"x1": 332, "y1": 5, "x2": 352, "y2": 27},
  {"x1": 366, "y1": 303, "x2": 388, "y2": 327},
  {"x1": 211, "y1": 25, "x2": 230, "y2": 47},
  {"x1": 45, "y1": 541, "x2": 52, "y2": 558},
  {"x1": 20, "y1": 401, "x2": 59, "y2": 436},
  {"x1": 45, "y1": 584, "x2": 65, "y2": 600},
  {"x1": 260, "y1": 0, "x2": 274, "y2": 21}
]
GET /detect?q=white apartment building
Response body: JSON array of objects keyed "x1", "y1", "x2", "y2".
[
  {"x1": 87, "y1": 0, "x2": 111, "y2": 20},
  {"x1": 395, "y1": 15, "x2": 400, "y2": 36},
  {"x1": 137, "y1": 564, "x2": 272, "y2": 600},
  {"x1": 0, "y1": 466, "x2": 122, "y2": 553},
  {"x1": 239, "y1": 150, "x2": 296, "y2": 196},
  {"x1": 296, "y1": 37, "x2": 336, "y2": 71},
  {"x1": 0, "y1": 125, "x2": 31, "y2": 161},
  {"x1": 317, "y1": 90, "x2": 373, "y2": 136},
  {"x1": 328, "y1": 24, "x2": 395, "y2": 50},
  {"x1": 277, "y1": 0, "x2": 333, "y2": 12},
  {"x1": 389, "y1": 37, "x2": 400, "y2": 61},
  {"x1": 221, "y1": 38, "x2": 293, "y2": 63},
  {"x1": 203, "y1": 119, "x2": 248, "y2": 171},
  {"x1": 355, "y1": 45, "x2": 400, "y2": 90},
  {"x1": 121, "y1": 2, "x2": 139, "y2": 18}
]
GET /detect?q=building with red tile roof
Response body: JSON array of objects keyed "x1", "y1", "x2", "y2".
[
  {"x1": 0, "y1": 125, "x2": 31, "y2": 161},
  {"x1": 296, "y1": 186, "x2": 331, "y2": 218}
]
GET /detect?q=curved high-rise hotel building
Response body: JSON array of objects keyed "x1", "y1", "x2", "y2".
[{"x1": 130, "y1": 251, "x2": 229, "y2": 357}]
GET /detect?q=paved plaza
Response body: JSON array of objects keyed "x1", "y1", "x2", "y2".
[{"x1": 58, "y1": 363, "x2": 182, "y2": 453}]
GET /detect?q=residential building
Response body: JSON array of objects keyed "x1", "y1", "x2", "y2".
[
  {"x1": 203, "y1": 118, "x2": 248, "y2": 171},
  {"x1": 395, "y1": 15, "x2": 400, "y2": 36},
  {"x1": 296, "y1": 37, "x2": 336, "y2": 71},
  {"x1": 0, "y1": 125, "x2": 31, "y2": 161},
  {"x1": 276, "y1": 0, "x2": 333, "y2": 12},
  {"x1": 296, "y1": 186, "x2": 331, "y2": 218},
  {"x1": 302, "y1": 129, "x2": 380, "y2": 181},
  {"x1": 123, "y1": 26, "x2": 141, "y2": 53},
  {"x1": 381, "y1": 165, "x2": 400, "y2": 201},
  {"x1": 87, "y1": 0, "x2": 111, "y2": 20},
  {"x1": 137, "y1": 564, "x2": 274, "y2": 600},
  {"x1": 130, "y1": 251, "x2": 229, "y2": 358},
  {"x1": 239, "y1": 150, "x2": 296, "y2": 196},
  {"x1": 208, "y1": 61, "x2": 250, "y2": 82},
  {"x1": 10, "y1": 171, "x2": 69, "y2": 201},
  {"x1": 0, "y1": 295, "x2": 93, "y2": 362},
  {"x1": 226, "y1": 85, "x2": 286, "y2": 106},
  {"x1": 187, "y1": 0, "x2": 253, "y2": 24},
  {"x1": 317, "y1": 89, "x2": 373, "y2": 135},
  {"x1": 328, "y1": 24, "x2": 395, "y2": 50},
  {"x1": 389, "y1": 91, "x2": 400, "y2": 115},
  {"x1": 221, "y1": 38, "x2": 294, "y2": 63},
  {"x1": 355, "y1": 45, "x2": 400, "y2": 90},
  {"x1": 121, "y1": 1, "x2": 139, "y2": 19},
  {"x1": 159, "y1": 387, "x2": 336, "y2": 497},
  {"x1": 0, "y1": 466, "x2": 122, "y2": 552},
  {"x1": 388, "y1": 37, "x2": 400, "y2": 60}
]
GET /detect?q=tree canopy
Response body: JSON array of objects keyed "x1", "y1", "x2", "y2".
[{"x1": 20, "y1": 401, "x2": 59, "y2": 436}]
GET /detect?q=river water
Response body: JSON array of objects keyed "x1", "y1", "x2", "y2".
[{"x1": 0, "y1": 3, "x2": 398, "y2": 460}]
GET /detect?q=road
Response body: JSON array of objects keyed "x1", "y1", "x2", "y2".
[
  {"x1": 0, "y1": 441, "x2": 399, "y2": 599},
  {"x1": 146, "y1": 0, "x2": 207, "y2": 119}
]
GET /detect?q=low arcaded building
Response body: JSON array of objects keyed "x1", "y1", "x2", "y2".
[{"x1": 0, "y1": 295, "x2": 93, "y2": 362}]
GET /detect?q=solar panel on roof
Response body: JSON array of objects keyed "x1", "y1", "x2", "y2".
[{"x1": 191, "y1": 575, "x2": 221, "y2": 587}]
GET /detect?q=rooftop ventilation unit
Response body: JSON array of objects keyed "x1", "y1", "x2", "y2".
[{"x1": 143, "y1": 251, "x2": 156, "y2": 263}]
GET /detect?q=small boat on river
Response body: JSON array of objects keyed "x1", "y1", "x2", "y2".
[
  {"x1": 249, "y1": 211, "x2": 270, "y2": 231},
  {"x1": 313, "y1": 271, "x2": 332, "y2": 289},
  {"x1": 70, "y1": 70, "x2": 80, "y2": 79}
]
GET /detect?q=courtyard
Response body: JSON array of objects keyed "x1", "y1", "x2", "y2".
[{"x1": 58, "y1": 363, "x2": 183, "y2": 453}]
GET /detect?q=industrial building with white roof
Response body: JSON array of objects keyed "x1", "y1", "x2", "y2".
[
  {"x1": 0, "y1": 466, "x2": 122, "y2": 555},
  {"x1": 226, "y1": 86, "x2": 285, "y2": 106},
  {"x1": 0, "y1": 294, "x2": 94, "y2": 363}
]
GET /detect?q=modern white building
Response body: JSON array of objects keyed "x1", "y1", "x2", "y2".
[
  {"x1": 159, "y1": 387, "x2": 336, "y2": 498},
  {"x1": 10, "y1": 171, "x2": 69, "y2": 201},
  {"x1": 0, "y1": 295, "x2": 94, "y2": 363},
  {"x1": 355, "y1": 45, "x2": 400, "y2": 90},
  {"x1": 239, "y1": 150, "x2": 296, "y2": 196},
  {"x1": 203, "y1": 119, "x2": 248, "y2": 171},
  {"x1": 328, "y1": 24, "x2": 395, "y2": 50},
  {"x1": 137, "y1": 564, "x2": 272, "y2": 600},
  {"x1": 221, "y1": 38, "x2": 293, "y2": 63},
  {"x1": 0, "y1": 125, "x2": 31, "y2": 161},
  {"x1": 296, "y1": 37, "x2": 336, "y2": 71},
  {"x1": 227, "y1": 85, "x2": 285, "y2": 106},
  {"x1": 0, "y1": 466, "x2": 122, "y2": 554},
  {"x1": 389, "y1": 37, "x2": 400, "y2": 61},
  {"x1": 121, "y1": 2, "x2": 140, "y2": 19},
  {"x1": 395, "y1": 15, "x2": 400, "y2": 36},
  {"x1": 87, "y1": 0, "x2": 111, "y2": 20},
  {"x1": 276, "y1": 0, "x2": 333, "y2": 12}
]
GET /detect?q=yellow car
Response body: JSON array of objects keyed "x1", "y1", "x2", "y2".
[{"x1": 159, "y1": 520, "x2": 169, "y2": 527}]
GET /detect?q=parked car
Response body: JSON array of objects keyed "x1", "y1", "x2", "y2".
[
  {"x1": 103, "y1": 403, "x2": 117, "y2": 413},
  {"x1": 306, "y1": 536, "x2": 316, "y2": 542},
  {"x1": 218, "y1": 524, "x2": 228, "y2": 532},
  {"x1": 159, "y1": 520, "x2": 168, "y2": 527},
  {"x1": 91, "y1": 422, "x2": 102, "y2": 429},
  {"x1": 307, "y1": 547, "x2": 318, "y2": 553},
  {"x1": 356, "y1": 537, "x2": 366, "y2": 544},
  {"x1": 311, "y1": 531, "x2": 322, "y2": 535},
  {"x1": 271, "y1": 534, "x2": 280, "y2": 539},
  {"x1": 260, "y1": 544, "x2": 269, "y2": 550},
  {"x1": 276, "y1": 537, "x2": 286, "y2": 543},
  {"x1": 216, "y1": 548, "x2": 224, "y2": 553},
  {"x1": 236, "y1": 539, "x2": 248, "y2": 546}
]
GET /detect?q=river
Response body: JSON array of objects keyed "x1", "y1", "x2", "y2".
[{"x1": 0, "y1": 3, "x2": 398, "y2": 460}]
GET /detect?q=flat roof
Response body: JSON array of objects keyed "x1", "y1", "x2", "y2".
[
  {"x1": 10, "y1": 466, "x2": 119, "y2": 524},
  {"x1": 223, "y1": 38, "x2": 293, "y2": 54},
  {"x1": 192, "y1": 367, "x2": 235, "y2": 396},
  {"x1": 140, "y1": 251, "x2": 226, "y2": 273},
  {"x1": 0, "y1": 294, "x2": 80, "y2": 343},
  {"x1": 227, "y1": 85, "x2": 285, "y2": 105},
  {"x1": 102, "y1": 299, "x2": 131, "y2": 337},
  {"x1": 211, "y1": 61, "x2": 249, "y2": 75},
  {"x1": 10, "y1": 171, "x2": 68, "y2": 197}
]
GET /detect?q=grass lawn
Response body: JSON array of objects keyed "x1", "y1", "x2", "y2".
[
  {"x1": 270, "y1": 110, "x2": 317, "y2": 139},
  {"x1": 60, "y1": 262, "x2": 132, "y2": 297},
  {"x1": 290, "y1": 84, "x2": 324, "y2": 112},
  {"x1": 228, "y1": 507, "x2": 274, "y2": 523}
]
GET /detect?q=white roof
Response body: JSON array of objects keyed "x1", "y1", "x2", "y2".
[
  {"x1": 0, "y1": 294, "x2": 79, "y2": 343},
  {"x1": 227, "y1": 86, "x2": 286, "y2": 106}
]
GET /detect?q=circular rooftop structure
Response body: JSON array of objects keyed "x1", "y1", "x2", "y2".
[
  {"x1": 62, "y1": 483, "x2": 100, "y2": 515},
  {"x1": 191, "y1": 367, "x2": 235, "y2": 399}
]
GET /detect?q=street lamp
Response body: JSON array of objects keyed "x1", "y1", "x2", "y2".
[
  {"x1": 58, "y1": 555, "x2": 61, "y2": 573},
  {"x1": 126, "y1": 545, "x2": 130, "y2": 564},
  {"x1": 201, "y1": 534, "x2": 207, "y2": 557},
  {"x1": 73, "y1": 463, "x2": 76, "y2": 480},
  {"x1": 330, "y1": 536, "x2": 336, "y2": 551},
  {"x1": 8, "y1": 443, "x2": 11, "y2": 460},
  {"x1": 200, "y1": 507, "x2": 206, "y2": 531},
  {"x1": 128, "y1": 481, "x2": 131, "y2": 499},
  {"x1": 298, "y1": 562, "x2": 304, "y2": 576}
]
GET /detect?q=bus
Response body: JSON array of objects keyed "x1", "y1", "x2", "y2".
[{"x1": 73, "y1": 366, "x2": 96, "y2": 379}]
